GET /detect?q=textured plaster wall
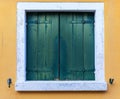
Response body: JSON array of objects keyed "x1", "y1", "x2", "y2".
[{"x1": 0, "y1": 0, "x2": 120, "y2": 99}]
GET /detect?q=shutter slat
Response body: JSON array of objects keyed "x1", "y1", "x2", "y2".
[
  {"x1": 26, "y1": 12, "x2": 38, "y2": 80},
  {"x1": 83, "y1": 13, "x2": 95, "y2": 80}
]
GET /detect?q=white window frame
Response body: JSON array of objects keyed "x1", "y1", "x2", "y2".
[{"x1": 16, "y1": 2, "x2": 107, "y2": 91}]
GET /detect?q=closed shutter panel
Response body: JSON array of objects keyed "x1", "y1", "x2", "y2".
[
  {"x1": 60, "y1": 13, "x2": 84, "y2": 80},
  {"x1": 83, "y1": 13, "x2": 95, "y2": 80},
  {"x1": 26, "y1": 13, "x2": 59, "y2": 80}
]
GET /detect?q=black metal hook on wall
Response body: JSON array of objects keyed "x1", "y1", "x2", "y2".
[
  {"x1": 109, "y1": 78, "x2": 114, "y2": 85},
  {"x1": 7, "y1": 78, "x2": 12, "y2": 88}
]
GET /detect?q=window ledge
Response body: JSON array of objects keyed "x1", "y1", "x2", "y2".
[{"x1": 15, "y1": 81, "x2": 107, "y2": 91}]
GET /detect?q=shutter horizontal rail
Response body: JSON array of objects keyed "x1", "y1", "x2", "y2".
[
  {"x1": 27, "y1": 21, "x2": 52, "y2": 24},
  {"x1": 27, "y1": 69, "x2": 53, "y2": 72},
  {"x1": 70, "y1": 20, "x2": 94, "y2": 24},
  {"x1": 62, "y1": 69, "x2": 95, "y2": 72}
]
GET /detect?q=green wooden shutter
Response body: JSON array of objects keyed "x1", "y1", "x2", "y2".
[
  {"x1": 60, "y1": 13, "x2": 84, "y2": 80},
  {"x1": 26, "y1": 13, "x2": 59, "y2": 80},
  {"x1": 83, "y1": 13, "x2": 95, "y2": 80},
  {"x1": 60, "y1": 12, "x2": 95, "y2": 80},
  {"x1": 26, "y1": 12, "x2": 95, "y2": 81}
]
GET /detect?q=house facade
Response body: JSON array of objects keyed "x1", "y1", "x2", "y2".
[{"x1": 0, "y1": 0, "x2": 119, "y2": 99}]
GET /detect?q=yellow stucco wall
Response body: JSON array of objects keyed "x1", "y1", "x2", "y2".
[{"x1": 0, "y1": 0, "x2": 120, "y2": 99}]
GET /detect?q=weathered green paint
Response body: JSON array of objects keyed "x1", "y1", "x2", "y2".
[
  {"x1": 26, "y1": 12, "x2": 95, "y2": 80},
  {"x1": 60, "y1": 13, "x2": 84, "y2": 80},
  {"x1": 26, "y1": 13, "x2": 38, "y2": 80}
]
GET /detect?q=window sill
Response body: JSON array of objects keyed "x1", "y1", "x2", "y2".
[{"x1": 15, "y1": 81, "x2": 107, "y2": 91}]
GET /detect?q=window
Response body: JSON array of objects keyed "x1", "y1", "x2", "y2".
[
  {"x1": 26, "y1": 12, "x2": 95, "y2": 81},
  {"x1": 16, "y1": 2, "x2": 107, "y2": 91}
]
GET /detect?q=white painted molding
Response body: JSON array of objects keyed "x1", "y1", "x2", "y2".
[
  {"x1": 16, "y1": 2, "x2": 107, "y2": 91},
  {"x1": 17, "y1": 2, "x2": 104, "y2": 11},
  {"x1": 16, "y1": 81, "x2": 107, "y2": 91}
]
